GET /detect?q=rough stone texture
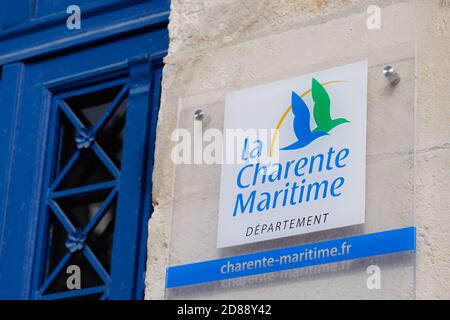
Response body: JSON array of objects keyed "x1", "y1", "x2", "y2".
[
  {"x1": 414, "y1": 0, "x2": 450, "y2": 299},
  {"x1": 416, "y1": 148, "x2": 450, "y2": 299},
  {"x1": 145, "y1": 0, "x2": 450, "y2": 299}
]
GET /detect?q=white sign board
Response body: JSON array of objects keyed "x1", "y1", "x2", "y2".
[{"x1": 217, "y1": 61, "x2": 368, "y2": 248}]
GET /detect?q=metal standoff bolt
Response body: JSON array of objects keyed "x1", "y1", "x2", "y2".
[
  {"x1": 383, "y1": 66, "x2": 401, "y2": 86},
  {"x1": 194, "y1": 109, "x2": 205, "y2": 121}
]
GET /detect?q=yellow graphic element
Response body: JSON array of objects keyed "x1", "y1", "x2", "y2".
[{"x1": 269, "y1": 80, "x2": 344, "y2": 157}]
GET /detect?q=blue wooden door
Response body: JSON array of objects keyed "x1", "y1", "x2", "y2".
[{"x1": 0, "y1": 1, "x2": 169, "y2": 300}]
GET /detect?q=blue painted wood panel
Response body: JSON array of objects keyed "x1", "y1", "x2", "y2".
[
  {"x1": 35, "y1": 0, "x2": 108, "y2": 17},
  {"x1": 0, "y1": 0, "x2": 169, "y2": 300},
  {"x1": 0, "y1": 0, "x2": 30, "y2": 28},
  {"x1": 35, "y1": 1, "x2": 171, "y2": 18}
]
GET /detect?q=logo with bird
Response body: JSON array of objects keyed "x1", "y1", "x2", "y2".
[{"x1": 275, "y1": 78, "x2": 350, "y2": 151}]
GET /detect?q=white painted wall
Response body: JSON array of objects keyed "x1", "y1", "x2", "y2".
[{"x1": 145, "y1": 0, "x2": 450, "y2": 300}]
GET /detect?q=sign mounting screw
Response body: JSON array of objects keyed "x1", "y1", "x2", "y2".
[
  {"x1": 194, "y1": 109, "x2": 205, "y2": 121},
  {"x1": 383, "y1": 66, "x2": 401, "y2": 86}
]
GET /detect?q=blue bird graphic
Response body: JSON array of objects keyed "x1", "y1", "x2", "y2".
[{"x1": 281, "y1": 92, "x2": 329, "y2": 150}]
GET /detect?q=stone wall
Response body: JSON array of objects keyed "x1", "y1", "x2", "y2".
[{"x1": 145, "y1": 0, "x2": 450, "y2": 299}]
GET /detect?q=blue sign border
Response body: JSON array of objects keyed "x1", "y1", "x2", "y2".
[{"x1": 166, "y1": 227, "x2": 416, "y2": 288}]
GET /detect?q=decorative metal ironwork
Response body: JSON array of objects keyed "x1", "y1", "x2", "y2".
[
  {"x1": 38, "y1": 84, "x2": 128, "y2": 300},
  {"x1": 65, "y1": 229, "x2": 86, "y2": 253},
  {"x1": 75, "y1": 128, "x2": 95, "y2": 150}
]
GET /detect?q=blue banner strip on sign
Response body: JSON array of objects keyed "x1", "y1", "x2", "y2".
[{"x1": 165, "y1": 227, "x2": 416, "y2": 288}]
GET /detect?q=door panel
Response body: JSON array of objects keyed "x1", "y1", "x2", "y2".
[{"x1": 0, "y1": 28, "x2": 166, "y2": 299}]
